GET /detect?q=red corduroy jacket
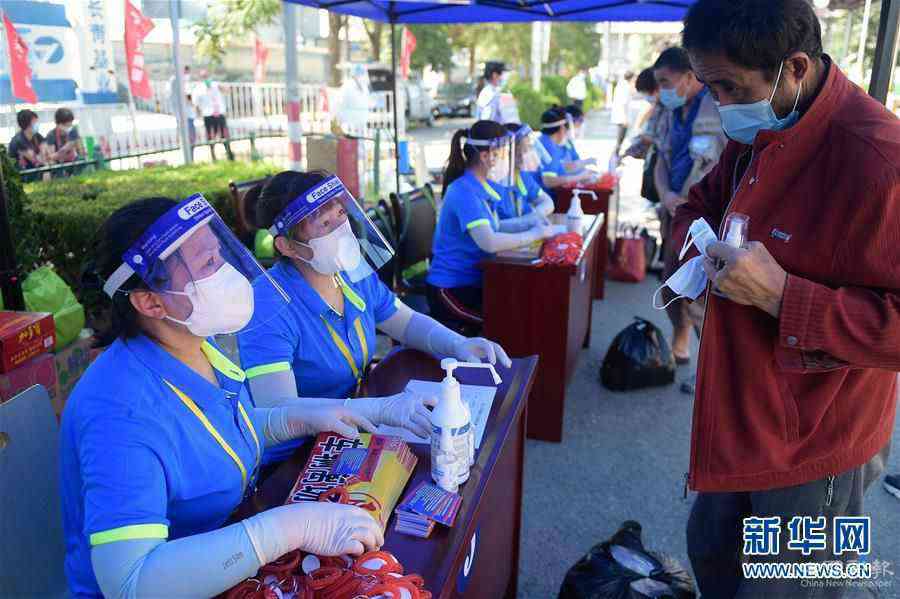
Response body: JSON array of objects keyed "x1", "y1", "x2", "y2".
[{"x1": 673, "y1": 61, "x2": 900, "y2": 493}]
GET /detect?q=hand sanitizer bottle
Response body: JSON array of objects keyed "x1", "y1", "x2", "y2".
[
  {"x1": 567, "y1": 190, "x2": 597, "y2": 233},
  {"x1": 430, "y1": 359, "x2": 502, "y2": 492}
]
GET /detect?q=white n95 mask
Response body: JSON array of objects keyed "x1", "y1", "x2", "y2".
[
  {"x1": 297, "y1": 220, "x2": 363, "y2": 275},
  {"x1": 165, "y1": 262, "x2": 255, "y2": 337},
  {"x1": 653, "y1": 218, "x2": 717, "y2": 310}
]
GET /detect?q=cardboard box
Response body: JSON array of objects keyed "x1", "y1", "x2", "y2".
[
  {"x1": 0, "y1": 353, "x2": 58, "y2": 404},
  {"x1": 53, "y1": 332, "x2": 96, "y2": 417},
  {"x1": 306, "y1": 136, "x2": 364, "y2": 199},
  {"x1": 0, "y1": 311, "x2": 56, "y2": 373}
]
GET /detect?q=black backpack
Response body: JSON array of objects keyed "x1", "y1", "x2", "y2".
[{"x1": 601, "y1": 318, "x2": 675, "y2": 391}]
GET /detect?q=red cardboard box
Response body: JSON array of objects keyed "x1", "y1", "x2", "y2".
[
  {"x1": 0, "y1": 311, "x2": 56, "y2": 373},
  {"x1": 0, "y1": 353, "x2": 58, "y2": 404}
]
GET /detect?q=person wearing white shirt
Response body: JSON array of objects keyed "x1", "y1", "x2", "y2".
[
  {"x1": 610, "y1": 71, "x2": 635, "y2": 156},
  {"x1": 476, "y1": 62, "x2": 509, "y2": 122},
  {"x1": 566, "y1": 69, "x2": 588, "y2": 109},
  {"x1": 193, "y1": 69, "x2": 234, "y2": 161}
]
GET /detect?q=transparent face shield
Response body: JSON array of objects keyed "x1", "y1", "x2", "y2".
[
  {"x1": 269, "y1": 175, "x2": 394, "y2": 283},
  {"x1": 513, "y1": 125, "x2": 541, "y2": 172},
  {"x1": 102, "y1": 195, "x2": 290, "y2": 338},
  {"x1": 464, "y1": 133, "x2": 514, "y2": 187},
  {"x1": 565, "y1": 113, "x2": 584, "y2": 140}
]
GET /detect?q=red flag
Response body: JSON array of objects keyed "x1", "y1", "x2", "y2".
[
  {"x1": 400, "y1": 28, "x2": 417, "y2": 80},
  {"x1": 2, "y1": 13, "x2": 37, "y2": 103},
  {"x1": 124, "y1": 0, "x2": 154, "y2": 100},
  {"x1": 254, "y1": 37, "x2": 269, "y2": 84}
]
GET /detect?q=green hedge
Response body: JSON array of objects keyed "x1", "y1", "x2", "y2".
[
  {"x1": 12, "y1": 160, "x2": 278, "y2": 290},
  {"x1": 511, "y1": 83, "x2": 561, "y2": 130}
]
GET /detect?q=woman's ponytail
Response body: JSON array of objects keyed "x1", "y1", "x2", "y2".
[
  {"x1": 442, "y1": 121, "x2": 509, "y2": 196},
  {"x1": 443, "y1": 128, "x2": 469, "y2": 196}
]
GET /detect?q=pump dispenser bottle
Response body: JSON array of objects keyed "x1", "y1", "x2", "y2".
[{"x1": 430, "y1": 358, "x2": 502, "y2": 492}]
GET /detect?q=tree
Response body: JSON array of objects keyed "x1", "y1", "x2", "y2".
[
  {"x1": 193, "y1": 0, "x2": 348, "y2": 85},
  {"x1": 364, "y1": 21, "x2": 385, "y2": 63},
  {"x1": 407, "y1": 25, "x2": 453, "y2": 74},
  {"x1": 548, "y1": 23, "x2": 602, "y2": 72},
  {"x1": 193, "y1": 0, "x2": 281, "y2": 66},
  {"x1": 448, "y1": 25, "x2": 484, "y2": 77}
]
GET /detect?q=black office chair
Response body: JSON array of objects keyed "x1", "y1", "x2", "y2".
[{"x1": 389, "y1": 186, "x2": 437, "y2": 314}]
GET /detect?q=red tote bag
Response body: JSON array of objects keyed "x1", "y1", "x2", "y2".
[{"x1": 608, "y1": 226, "x2": 647, "y2": 283}]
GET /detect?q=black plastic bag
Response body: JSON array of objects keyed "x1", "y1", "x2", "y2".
[
  {"x1": 601, "y1": 318, "x2": 675, "y2": 391},
  {"x1": 558, "y1": 521, "x2": 696, "y2": 599},
  {"x1": 639, "y1": 228, "x2": 658, "y2": 269}
]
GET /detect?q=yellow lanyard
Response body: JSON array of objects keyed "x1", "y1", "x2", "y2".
[
  {"x1": 321, "y1": 315, "x2": 370, "y2": 387},
  {"x1": 478, "y1": 180, "x2": 501, "y2": 228},
  {"x1": 514, "y1": 174, "x2": 529, "y2": 217},
  {"x1": 164, "y1": 380, "x2": 260, "y2": 490}
]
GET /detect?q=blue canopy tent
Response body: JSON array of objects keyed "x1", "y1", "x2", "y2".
[{"x1": 282, "y1": 0, "x2": 695, "y2": 195}]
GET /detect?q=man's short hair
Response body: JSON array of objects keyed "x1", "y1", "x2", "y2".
[
  {"x1": 635, "y1": 68, "x2": 659, "y2": 94},
  {"x1": 54, "y1": 107, "x2": 75, "y2": 125},
  {"x1": 484, "y1": 61, "x2": 506, "y2": 79},
  {"x1": 16, "y1": 109, "x2": 37, "y2": 131},
  {"x1": 653, "y1": 47, "x2": 692, "y2": 74},
  {"x1": 683, "y1": 0, "x2": 823, "y2": 77}
]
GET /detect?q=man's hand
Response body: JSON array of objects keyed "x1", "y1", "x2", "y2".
[
  {"x1": 704, "y1": 241, "x2": 788, "y2": 318},
  {"x1": 662, "y1": 191, "x2": 686, "y2": 217}
]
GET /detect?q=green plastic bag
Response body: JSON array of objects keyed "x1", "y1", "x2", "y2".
[{"x1": 23, "y1": 266, "x2": 86, "y2": 350}]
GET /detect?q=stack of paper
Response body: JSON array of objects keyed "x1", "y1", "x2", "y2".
[{"x1": 394, "y1": 481, "x2": 462, "y2": 538}]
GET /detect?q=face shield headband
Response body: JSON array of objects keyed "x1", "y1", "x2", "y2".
[
  {"x1": 102, "y1": 195, "x2": 219, "y2": 298},
  {"x1": 269, "y1": 175, "x2": 348, "y2": 237}
]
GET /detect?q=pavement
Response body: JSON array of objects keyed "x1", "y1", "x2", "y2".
[{"x1": 504, "y1": 110, "x2": 900, "y2": 598}]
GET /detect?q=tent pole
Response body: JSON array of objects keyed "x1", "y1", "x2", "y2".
[
  {"x1": 284, "y1": 2, "x2": 302, "y2": 170},
  {"x1": 169, "y1": 0, "x2": 192, "y2": 165},
  {"x1": 868, "y1": 0, "x2": 900, "y2": 105},
  {"x1": 390, "y1": 17, "x2": 400, "y2": 196}
]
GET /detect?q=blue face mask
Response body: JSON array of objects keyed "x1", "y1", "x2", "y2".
[
  {"x1": 716, "y1": 62, "x2": 803, "y2": 145},
  {"x1": 659, "y1": 86, "x2": 686, "y2": 110}
]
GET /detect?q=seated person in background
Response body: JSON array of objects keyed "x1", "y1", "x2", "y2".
[
  {"x1": 536, "y1": 107, "x2": 595, "y2": 195},
  {"x1": 238, "y1": 170, "x2": 511, "y2": 461},
  {"x1": 45, "y1": 107, "x2": 85, "y2": 164},
  {"x1": 8, "y1": 109, "x2": 47, "y2": 179},
  {"x1": 561, "y1": 105, "x2": 598, "y2": 173},
  {"x1": 426, "y1": 120, "x2": 565, "y2": 330},
  {"x1": 499, "y1": 123, "x2": 555, "y2": 221}
]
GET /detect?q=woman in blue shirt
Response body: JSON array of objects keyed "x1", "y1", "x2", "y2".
[
  {"x1": 498, "y1": 123, "x2": 555, "y2": 220},
  {"x1": 60, "y1": 196, "x2": 429, "y2": 598},
  {"x1": 562, "y1": 104, "x2": 599, "y2": 172},
  {"x1": 425, "y1": 120, "x2": 564, "y2": 329},
  {"x1": 237, "y1": 170, "x2": 511, "y2": 438},
  {"x1": 537, "y1": 107, "x2": 595, "y2": 196}
]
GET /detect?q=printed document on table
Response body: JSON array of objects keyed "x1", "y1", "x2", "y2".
[{"x1": 375, "y1": 379, "x2": 498, "y2": 448}]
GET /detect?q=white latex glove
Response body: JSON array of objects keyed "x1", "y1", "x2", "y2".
[
  {"x1": 525, "y1": 211, "x2": 551, "y2": 227},
  {"x1": 451, "y1": 337, "x2": 512, "y2": 368},
  {"x1": 345, "y1": 391, "x2": 437, "y2": 439},
  {"x1": 265, "y1": 403, "x2": 378, "y2": 444},
  {"x1": 243, "y1": 502, "x2": 383, "y2": 564},
  {"x1": 534, "y1": 223, "x2": 568, "y2": 239}
]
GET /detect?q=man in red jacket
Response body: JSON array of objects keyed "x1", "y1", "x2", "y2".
[{"x1": 672, "y1": 1, "x2": 899, "y2": 597}]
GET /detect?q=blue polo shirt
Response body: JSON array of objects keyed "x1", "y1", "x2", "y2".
[
  {"x1": 427, "y1": 170, "x2": 502, "y2": 289},
  {"x1": 60, "y1": 335, "x2": 262, "y2": 598},
  {"x1": 537, "y1": 133, "x2": 567, "y2": 194},
  {"x1": 563, "y1": 139, "x2": 582, "y2": 163},
  {"x1": 238, "y1": 261, "x2": 397, "y2": 462},
  {"x1": 497, "y1": 172, "x2": 540, "y2": 219}
]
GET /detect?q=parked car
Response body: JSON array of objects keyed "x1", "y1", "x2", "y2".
[
  {"x1": 433, "y1": 82, "x2": 476, "y2": 118},
  {"x1": 404, "y1": 78, "x2": 435, "y2": 127}
]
